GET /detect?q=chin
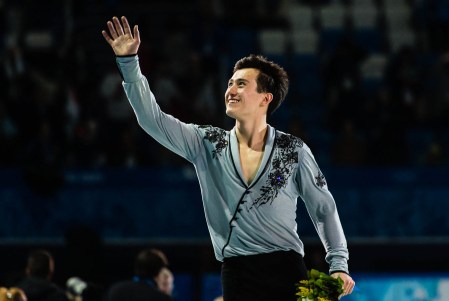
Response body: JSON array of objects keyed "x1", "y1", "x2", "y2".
[{"x1": 225, "y1": 109, "x2": 237, "y2": 119}]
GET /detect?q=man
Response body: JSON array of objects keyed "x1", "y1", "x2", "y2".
[
  {"x1": 102, "y1": 16, "x2": 355, "y2": 301},
  {"x1": 105, "y1": 248, "x2": 172, "y2": 301},
  {"x1": 16, "y1": 250, "x2": 68, "y2": 301}
]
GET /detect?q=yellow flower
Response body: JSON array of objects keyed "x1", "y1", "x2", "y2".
[
  {"x1": 296, "y1": 287, "x2": 311, "y2": 297},
  {"x1": 317, "y1": 297, "x2": 331, "y2": 301}
]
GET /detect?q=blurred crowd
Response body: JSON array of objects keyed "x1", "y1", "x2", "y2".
[
  {"x1": 1, "y1": 0, "x2": 449, "y2": 171},
  {"x1": 1, "y1": 247, "x2": 175, "y2": 301}
]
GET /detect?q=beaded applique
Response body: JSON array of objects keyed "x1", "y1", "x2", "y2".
[
  {"x1": 199, "y1": 125, "x2": 228, "y2": 158},
  {"x1": 251, "y1": 133, "x2": 304, "y2": 208},
  {"x1": 315, "y1": 171, "x2": 327, "y2": 188}
]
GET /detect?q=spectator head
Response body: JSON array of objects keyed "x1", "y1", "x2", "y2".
[
  {"x1": 233, "y1": 54, "x2": 289, "y2": 116},
  {"x1": 25, "y1": 250, "x2": 54, "y2": 280},
  {"x1": 134, "y1": 249, "x2": 169, "y2": 279},
  {"x1": 155, "y1": 267, "x2": 174, "y2": 296}
]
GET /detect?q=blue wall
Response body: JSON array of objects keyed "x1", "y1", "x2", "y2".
[
  {"x1": 199, "y1": 272, "x2": 449, "y2": 301},
  {"x1": 1, "y1": 167, "x2": 448, "y2": 240}
]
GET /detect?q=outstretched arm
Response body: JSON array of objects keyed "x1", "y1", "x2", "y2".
[
  {"x1": 101, "y1": 16, "x2": 201, "y2": 163},
  {"x1": 102, "y1": 16, "x2": 140, "y2": 56}
]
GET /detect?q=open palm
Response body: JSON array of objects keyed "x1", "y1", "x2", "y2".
[{"x1": 102, "y1": 16, "x2": 140, "y2": 56}]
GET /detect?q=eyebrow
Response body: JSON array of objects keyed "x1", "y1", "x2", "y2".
[{"x1": 228, "y1": 78, "x2": 249, "y2": 83}]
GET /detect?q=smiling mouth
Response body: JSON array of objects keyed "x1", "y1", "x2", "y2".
[{"x1": 228, "y1": 99, "x2": 240, "y2": 104}]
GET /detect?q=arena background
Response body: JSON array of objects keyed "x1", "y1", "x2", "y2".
[{"x1": 1, "y1": 0, "x2": 449, "y2": 300}]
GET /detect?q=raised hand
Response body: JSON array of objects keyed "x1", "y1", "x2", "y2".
[{"x1": 102, "y1": 16, "x2": 140, "y2": 56}]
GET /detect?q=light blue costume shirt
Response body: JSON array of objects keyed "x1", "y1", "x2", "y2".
[{"x1": 116, "y1": 55, "x2": 349, "y2": 274}]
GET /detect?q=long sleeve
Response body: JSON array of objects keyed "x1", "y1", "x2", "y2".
[
  {"x1": 116, "y1": 55, "x2": 201, "y2": 162},
  {"x1": 295, "y1": 146, "x2": 349, "y2": 274}
]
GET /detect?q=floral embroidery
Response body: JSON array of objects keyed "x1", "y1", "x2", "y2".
[
  {"x1": 199, "y1": 125, "x2": 228, "y2": 159},
  {"x1": 315, "y1": 172, "x2": 327, "y2": 188},
  {"x1": 251, "y1": 133, "x2": 303, "y2": 208}
]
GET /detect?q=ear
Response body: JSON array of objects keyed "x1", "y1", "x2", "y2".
[{"x1": 261, "y1": 93, "x2": 273, "y2": 107}]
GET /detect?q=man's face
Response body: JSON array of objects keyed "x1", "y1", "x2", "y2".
[
  {"x1": 155, "y1": 267, "x2": 174, "y2": 295},
  {"x1": 224, "y1": 68, "x2": 268, "y2": 119}
]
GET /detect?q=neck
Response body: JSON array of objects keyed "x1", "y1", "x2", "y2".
[{"x1": 235, "y1": 119, "x2": 268, "y2": 150}]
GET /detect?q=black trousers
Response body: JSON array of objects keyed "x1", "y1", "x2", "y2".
[{"x1": 221, "y1": 250, "x2": 308, "y2": 301}]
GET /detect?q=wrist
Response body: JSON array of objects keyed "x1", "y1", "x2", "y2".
[
  {"x1": 116, "y1": 55, "x2": 142, "y2": 83},
  {"x1": 330, "y1": 270, "x2": 350, "y2": 276},
  {"x1": 116, "y1": 54, "x2": 137, "y2": 58}
]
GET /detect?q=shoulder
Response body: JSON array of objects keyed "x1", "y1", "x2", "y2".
[
  {"x1": 107, "y1": 280, "x2": 171, "y2": 300},
  {"x1": 196, "y1": 125, "x2": 229, "y2": 140},
  {"x1": 107, "y1": 280, "x2": 147, "y2": 295},
  {"x1": 275, "y1": 130, "x2": 307, "y2": 150},
  {"x1": 46, "y1": 288, "x2": 69, "y2": 301},
  {"x1": 195, "y1": 125, "x2": 230, "y2": 158},
  {"x1": 274, "y1": 130, "x2": 316, "y2": 166},
  {"x1": 108, "y1": 280, "x2": 135, "y2": 290},
  {"x1": 17, "y1": 278, "x2": 66, "y2": 299}
]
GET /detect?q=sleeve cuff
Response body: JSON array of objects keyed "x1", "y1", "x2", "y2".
[
  {"x1": 115, "y1": 55, "x2": 143, "y2": 83},
  {"x1": 329, "y1": 270, "x2": 350, "y2": 276}
]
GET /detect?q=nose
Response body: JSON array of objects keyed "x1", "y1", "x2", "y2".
[{"x1": 227, "y1": 83, "x2": 237, "y2": 96}]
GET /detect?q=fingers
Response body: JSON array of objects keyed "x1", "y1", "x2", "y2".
[
  {"x1": 107, "y1": 20, "x2": 119, "y2": 40},
  {"x1": 332, "y1": 273, "x2": 355, "y2": 298},
  {"x1": 113, "y1": 16, "x2": 124, "y2": 36},
  {"x1": 101, "y1": 30, "x2": 113, "y2": 45},
  {"x1": 105, "y1": 16, "x2": 126, "y2": 41},
  {"x1": 121, "y1": 16, "x2": 132, "y2": 36},
  {"x1": 103, "y1": 16, "x2": 136, "y2": 40},
  {"x1": 133, "y1": 25, "x2": 140, "y2": 43},
  {"x1": 102, "y1": 15, "x2": 140, "y2": 55},
  {"x1": 339, "y1": 279, "x2": 355, "y2": 298},
  {"x1": 343, "y1": 280, "x2": 355, "y2": 295}
]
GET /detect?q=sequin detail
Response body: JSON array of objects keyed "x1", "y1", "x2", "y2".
[
  {"x1": 199, "y1": 125, "x2": 228, "y2": 158},
  {"x1": 315, "y1": 171, "x2": 327, "y2": 188},
  {"x1": 251, "y1": 133, "x2": 303, "y2": 208}
]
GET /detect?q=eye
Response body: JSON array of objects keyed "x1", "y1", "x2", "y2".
[{"x1": 237, "y1": 81, "x2": 245, "y2": 87}]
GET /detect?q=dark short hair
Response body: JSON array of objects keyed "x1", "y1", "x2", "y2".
[
  {"x1": 27, "y1": 249, "x2": 53, "y2": 278},
  {"x1": 134, "y1": 248, "x2": 168, "y2": 278},
  {"x1": 233, "y1": 54, "x2": 289, "y2": 115}
]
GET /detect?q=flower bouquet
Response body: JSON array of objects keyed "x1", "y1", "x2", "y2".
[{"x1": 296, "y1": 269, "x2": 343, "y2": 301}]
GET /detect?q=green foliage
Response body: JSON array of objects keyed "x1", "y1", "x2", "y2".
[{"x1": 296, "y1": 269, "x2": 344, "y2": 301}]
